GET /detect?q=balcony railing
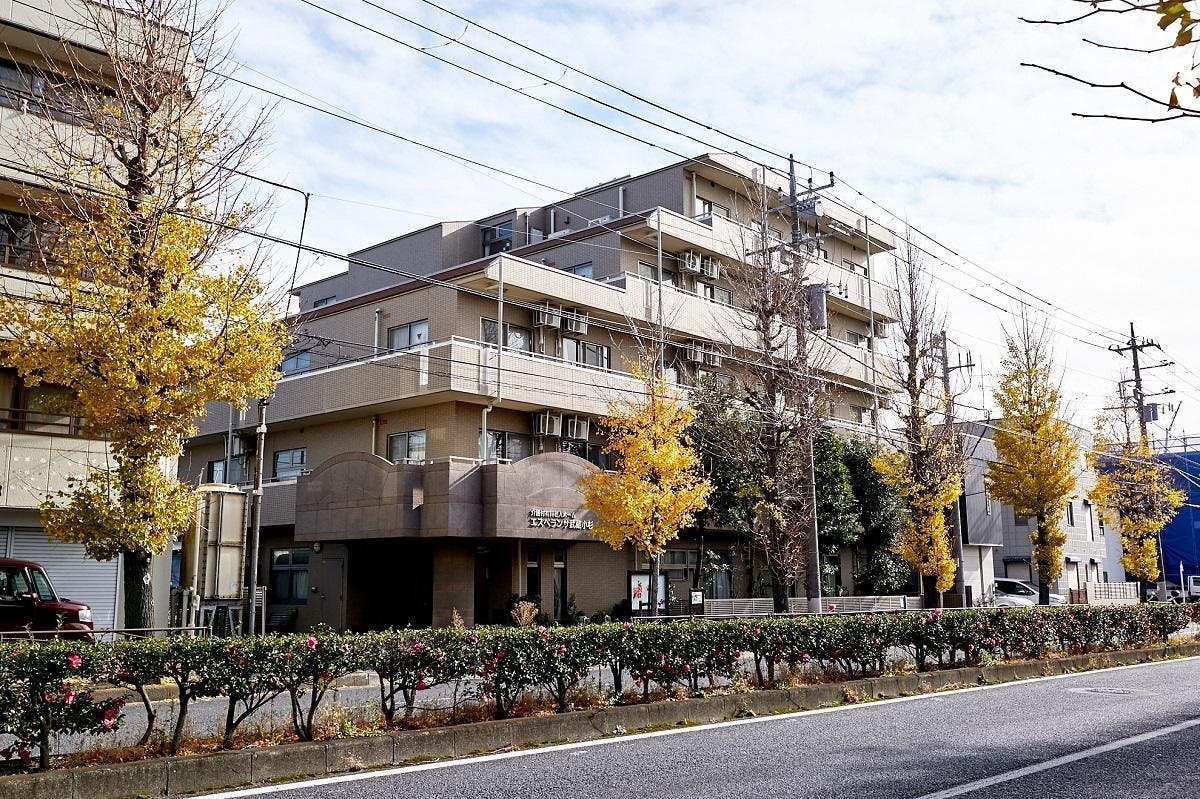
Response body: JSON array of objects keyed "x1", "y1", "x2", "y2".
[{"x1": 0, "y1": 406, "x2": 86, "y2": 436}]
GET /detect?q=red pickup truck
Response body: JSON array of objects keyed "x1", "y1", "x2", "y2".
[{"x1": 0, "y1": 557, "x2": 94, "y2": 635}]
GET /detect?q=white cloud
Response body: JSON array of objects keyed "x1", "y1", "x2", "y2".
[{"x1": 222, "y1": 0, "x2": 1200, "y2": 431}]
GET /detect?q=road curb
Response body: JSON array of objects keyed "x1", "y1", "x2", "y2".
[{"x1": 3, "y1": 642, "x2": 1197, "y2": 798}]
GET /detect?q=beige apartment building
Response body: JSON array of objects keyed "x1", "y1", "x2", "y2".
[
  {"x1": 180, "y1": 153, "x2": 898, "y2": 629},
  {"x1": 0, "y1": 0, "x2": 174, "y2": 629}
]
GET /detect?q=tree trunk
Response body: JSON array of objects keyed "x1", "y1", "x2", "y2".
[
  {"x1": 770, "y1": 570, "x2": 790, "y2": 613},
  {"x1": 921, "y1": 575, "x2": 942, "y2": 609},
  {"x1": 122, "y1": 548, "x2": 154, "y2": 630},
  {"x1": 648, "y1": 555, "x2": 661, "y2": 618},
  {"x1": 1038, "y1": 578, "x2": 1051, "y2": 606}
]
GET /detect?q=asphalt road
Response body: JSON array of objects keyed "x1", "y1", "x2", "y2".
[{"x1": 200, "y1": 656, "x2": 1200, "y2": 799}]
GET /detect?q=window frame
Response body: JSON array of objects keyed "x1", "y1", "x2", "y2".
[
  {"x1": 481, "y1": 318, "x2": 533, "y2": 352},
  {"x1": 269, "y1": 547, "x2": 310, "y2": 605},
  {"x1": 281, "y1": 351, "x2": 311, "y2": 375},
  {"x1": 387, "y1": 430, "x2": 427, "y2": 463},
  {"x1": 312, "y1": 296, "x2": 337, "y2": 309},
  {"x1": 387, "y1": 319, "x2": 430, "y2": 351},
  {"x1": 563, "y1": 338, "x2": 611, "y2": 371},
  {"x1": 272, "y1": 447, "x2": 307, "y2": 480}
]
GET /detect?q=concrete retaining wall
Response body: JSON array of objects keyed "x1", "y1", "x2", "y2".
[{"x1": 4, "y1": 642, "x2": 1198, "y2": 799}]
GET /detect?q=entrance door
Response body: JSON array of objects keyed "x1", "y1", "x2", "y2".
[{"x1": 316, "y1": 558, "x2": 344, "y2": 629}]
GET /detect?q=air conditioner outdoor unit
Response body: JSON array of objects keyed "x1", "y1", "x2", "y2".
[
  {"x1": 679, "y1": 251, "x2": 702, "y2": 274},
  {"x1": 685, "y1": 341, "x2": 706, "y2": 363},
  {"x1": 700, "y1": 258, "x2": 721, "y2": 280},
  {"x1": 702, "y1": 348, "x2": 723, "y2": 368},
  {"x1": 562, "y1": 308, "x2": 589, "y2": 335},
  {"x1": 873, "y1": 320, "x2": 890, "y2": 339},
  {"x1": 532, "y1": 302, "x2": 562, "y2": 328},
  {"x1": 564, "y1": 415, "x2": 591, "y2": 440},
  {"x1": 531, "y1": 409, "x2": 563, "y2": 437}
]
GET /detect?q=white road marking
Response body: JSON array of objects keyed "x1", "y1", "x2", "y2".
[
  {"x1": 197, "y1": 655, "x2": 1200, "y2": 798},
  {"x1": 911, "y1": 716, "x2": 1200, "y2": 799}
]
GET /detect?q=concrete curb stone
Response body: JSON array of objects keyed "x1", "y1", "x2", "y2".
[
  {"x1": 326, "y1": 736, "x2": 394, "y2": 773},
  {"x1": 82, "y1": 759, "x2": 168, "y2": 799},
  {"x1": 391, "y1": 726, "x2": 457, "y2": 764},
  {"x1": 250, "y1": 740, "x2": 328, "y2": 784},
  {"x1": 0, "y1": 769, "x2": 72, "y2": 799},
  {"x1": 166, "y1": 751, "x2": 251, "y2": 795}
]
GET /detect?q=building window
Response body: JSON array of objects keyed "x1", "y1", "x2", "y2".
[
  {"x1": 636, "y1": 260, "x2": 677, "y2": 286},
  {"x1": 559, "y1": 439, "x2": 586, "y2": 459},
  {"x1": 0, "y1": 209, "x2": 39, "y2": 266},
  {"x1": 1014, "y1": 511, "x2": 1031, "y2": 527},
  {"x1": 483, "y1": 220, "x2": 513, "y2": 256},
  {"x1": 1066, "y1": 501, "x2": 1075, "y2": 527},
  {"x1": 206, "y1": 459, "x2": 226, "y2": 483},
  {"x1": 984, "y1": 487, "x2": 992, "y2": 516},
  {"x1": 553, "y1": 546, "x2": 567, "y2": 622},
  {"x1": 387, "y1": 320, "x2": 430, "y2": 350},
  {"x1": 586, "y1": 443, "x2": 610, "y2": 469},
  {"x1": 485, "y1": 431, "x2": 532, "y2": 462},
  {"x1": 281, "y1": 351, "x2": 310, "y2": 375},
  {"x1": 481, "y1": 318, "x2": 533, "y2": 352},
  {"x1": 312, "y1": 296, "x2": 336, "y2": 309},
  {"x1": 846, "y1": 330, "x2": 871, "y2": 349},
  {"x1": 563, "y1": 338, "x2": 610, "y2": 370},
  {"x1": 269, "y1": 548, "x2": 309, "y2": 605},
  {"x1": 273, "y1": 448, "x2": 307, "y2": 479},
  {"x1": 700, "y1": 282, "x2": 733, "y2": 305},
  {"x1": 387, "y1": 430, "x2": 427, "y2": 463},
  {"x1": 525, "y1": 543, "x2": 541, "y2": 600},
  {"x1": 205, "y1": 456, "x2": 244, "y2": 484},
  {"x1": 567, "y1": 261, "x2": 593, "y2": 279},
  {"x1": 843, "y1": 258, "x2": 868, "y2": 277},
  {"x1": 695, "y1": 197, "x2": 730, "y2": 219},
  {"x1": 851, "y1": 405, "x2": 873, "y2": 425}
]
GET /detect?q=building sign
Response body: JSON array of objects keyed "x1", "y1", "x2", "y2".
[
  {"x1": 630, "y1": 572, "x2": 667, "y2": 612},
  {"x1": 527, "y1": 508, "x2": 595, "y2": 530}
]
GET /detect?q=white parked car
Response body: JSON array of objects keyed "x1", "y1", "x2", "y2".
[{"x1": 994, "y1": 578, "x2": 1067, "y2": 607}]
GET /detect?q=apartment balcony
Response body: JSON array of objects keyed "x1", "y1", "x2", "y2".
[
  {"x1": 0, "y1": 410, "x2": 107, "y2": 510},
  {"x1": 464, "y1": 257, "x2": 890, "y2": 394},
  {"x1": 616, "y1": 208, "x2": 895, "y2": 324},
  {"x1": 0, "y1": 0, "x2": 114, "y2": 55},
  {"x1": 194, "y1": 337, "x2": 664, "y2": 438}
]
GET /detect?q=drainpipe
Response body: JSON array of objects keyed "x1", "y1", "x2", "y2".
[
  {"x1": 373, "y1": 308, "x2": 383, "y2": 354},
  {"x1": 618, "y1": 185, "x2": 625, "y2": 217},
  {"x1": 480, "y1": 257, "x2": 504, "y2": 461},
  {"x1": 370, "y1": 415, "x2": 379, "y2": 457}
]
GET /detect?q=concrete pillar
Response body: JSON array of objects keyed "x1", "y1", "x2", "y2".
[{"x1": 432, "y1": 542, "x2": 475, "y2": 627}]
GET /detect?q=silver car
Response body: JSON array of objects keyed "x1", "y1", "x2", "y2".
[{"x1": 994, "y1": 578, "x2": 1067, "y2": 606}]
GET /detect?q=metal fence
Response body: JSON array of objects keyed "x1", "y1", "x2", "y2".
[{"x1": 0, "y1": 626, "x2": 211, "y2": 642}]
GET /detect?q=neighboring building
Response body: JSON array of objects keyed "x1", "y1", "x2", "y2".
[
  {"x1": 1151, "y1": 443, "x2": 1198, "y2": 592},
  {"x1": 946, "y1": 422, "x2": 1005, "y2": 607},
  {"x1": 0, "y1": 0, "x2": 173, "y2": 629},
  {"x1": 990, "y1": 423, "x2": 1111, "y2": 596},
  {"x1": 179, "y1": 153, "x2": 899, "y2": 629}
]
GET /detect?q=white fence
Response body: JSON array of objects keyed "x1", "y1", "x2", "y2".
[
  {"x1": 700, "y1": 595, "x2": 912, "y2": 617},
  {"x1": 1070, "y1": 582, "x2": 1140, "y2": 606}
]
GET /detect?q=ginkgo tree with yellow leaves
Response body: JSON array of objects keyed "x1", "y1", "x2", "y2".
[
  {"x1": 986, "y1": 314, "x2": 1079, "y2": 606},
  {"x1": 1090, "y1": 385, "x2": 1186, "y2": 581},
  {"x1": 0, "y1": 0, "x2": 285, "y2": 627},
  {"x1": 579, "y1": 365, "x2": 712, "y2": 617}
]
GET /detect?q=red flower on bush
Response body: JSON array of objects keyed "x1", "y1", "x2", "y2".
[{"x1": 66, "y1": 654, "x2": 82, "y2": 670}]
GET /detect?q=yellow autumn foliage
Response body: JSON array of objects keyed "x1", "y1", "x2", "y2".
[
  {"x1": 1089, "y1": 434, "x2": 1185, "y2": 581},
  {"x1": 873, "y1": 445, "x2": 960, "y2": 593},
  {"x1": 579, "y1": 368, "x2": 712, "y2": 559},
  {"x1": 0, "y1": 200, "x2": 285, "y2": 562},
  {"x1": 985, "y1": 328, "x2": 1078, "y2": 587}
]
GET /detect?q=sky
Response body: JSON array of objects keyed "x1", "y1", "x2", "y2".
[{"x1": 218, "y1": 0, "x2": 1200, "y2": 437}]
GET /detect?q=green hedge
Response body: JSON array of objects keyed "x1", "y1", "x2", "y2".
[{"x1": 3, "y1": 603, "x2": 1194, "y2": 769}]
